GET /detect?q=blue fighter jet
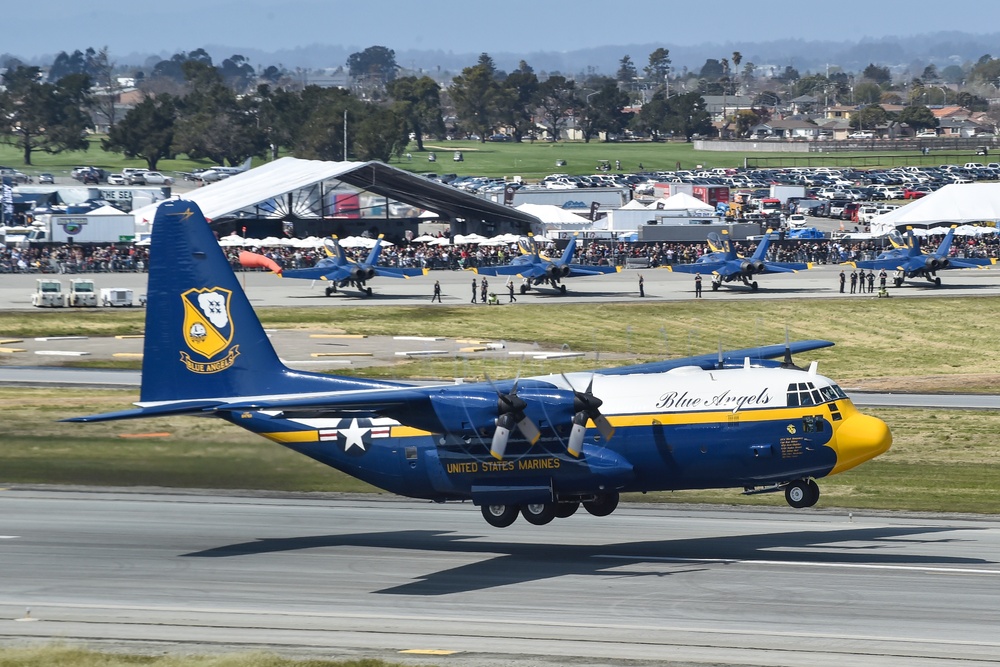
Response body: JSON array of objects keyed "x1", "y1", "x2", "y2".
[
  {"x1": 278, "y1": 235, "x2": 427, "y2": 296},
  {"x1": 851, "y1": 226, "x2": 996, "y2": 287},
  {"x1": 472, "y1": 235, "x2": 621, "y2": 294},
  {"x1": 666, "y1": 229, "x2": 810, "y2": 291}
]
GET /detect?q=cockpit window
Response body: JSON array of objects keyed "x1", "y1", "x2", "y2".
[{"x1": 787, "y1": 381, "x2": 843, "y2": 407}]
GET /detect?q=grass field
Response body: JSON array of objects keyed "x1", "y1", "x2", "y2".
[
  {"x1": 4, "y1": 296, "x2": 1000, "y2": 392},
  {"x1": 1, "y1": 135, "x2": 970, "y2": 182},
  {"x1": 0, "y1": 646, "x2": 402, "y2": 667}
]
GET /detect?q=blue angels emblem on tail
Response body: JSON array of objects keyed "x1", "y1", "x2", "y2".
[{"x1": 179, "y1": 287, "x2": 239, "y2": 372}]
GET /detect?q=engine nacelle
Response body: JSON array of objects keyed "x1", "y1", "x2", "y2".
[
  {"x1": 426, "y1": 383, "x2": 577, "y2": 440},
  {"x1": 924, "y1": 257, "x2": 942, "y2": 272},
  {"x1": 351, "y1": 266, "x2": 377, "y2": 282},
  {"x1": 546, "y1": 264, "x2": 571, "y2": 280},
  {"x1": 741, "y1": 260, "x2": 765, "y2": 276}
]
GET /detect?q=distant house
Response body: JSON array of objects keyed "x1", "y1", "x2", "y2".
[
  {"x1": 701, "y1": 95, "x2": 755, "y2": 122},
  {"x1": 824, "y1": 105, "x2": 857, "y2": 121},
  {"x1": 748, "y1": 118, "x2": 821, "y2": 140}
]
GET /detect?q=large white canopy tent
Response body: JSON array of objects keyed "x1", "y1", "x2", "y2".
[{"x1": 869, "y1": 183, "x2": 1000, "y2": 235}]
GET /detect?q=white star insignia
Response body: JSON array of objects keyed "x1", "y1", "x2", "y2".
[{"x1": 340, "y1": 418, "x2": 369, "y2": 451}]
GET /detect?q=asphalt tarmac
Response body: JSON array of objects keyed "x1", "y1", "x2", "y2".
[{"x1": 2, "y1": 489, "x2": 999, "y2": 667}]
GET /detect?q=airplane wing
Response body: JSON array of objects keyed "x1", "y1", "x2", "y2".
[
  {"x1": 281, "y1": 265, "x2": 351, "y2": 282},
  {"x1": 374, "y1": 267, "x2": 430, "y2": 279},
  {"x1": 666, "y1": 262, "x2": 728, "y2": 275},
  {"x1": 566, "y1": 264, "x2": 622, "y2": 277},
  {"x1": 947, "y1": 257, "x2": 996, "y2": 269},
  {"x1": 761, "y1": 261, "x2": 811, "y2": 273},
  {"x1": 473, "y1": 263, "x2": 544, "y2": 278},
  {"x1": 599, "y1": 340, "x2": 835, "y2": 376},
  {"x1": 853, "y1": 258, "x2": 907, "y2": 271}
]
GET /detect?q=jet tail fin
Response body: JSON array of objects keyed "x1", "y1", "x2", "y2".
[
  {"x1": 365, "y1": 235, "x2": 384, "y2": 266},
  {"x1": 936, "y1": 227, "x2": 957, "y2": 258},
  {"x1": 138, "y1": 201, "x2": 394, "y2": 405},
  {"x1": 558, "y1": 236, "x2": 577, "y2": 265},
  {"x1": 752, "y1": 231, "x2": 772, "y2": 260}
]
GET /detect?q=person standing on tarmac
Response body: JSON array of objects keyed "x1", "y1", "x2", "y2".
[
  {"x1": 694, "y1": 273, "x2": 703, "y2": 298},
  {"x1": 507, "y1": 278, "x2": 516, "y2": 303},
  {"x1": 471, "y1": 277, "x2": 477, "y2": 304},
  {"x1": 639, "y1": 274, "x2": 645, "y2": 297},
  {"x1": 432, "y1": 280, "x2": 442, "y2": 303},
  {"x1": 839, "y1": 270, "x2": 846, "y2": 293}
]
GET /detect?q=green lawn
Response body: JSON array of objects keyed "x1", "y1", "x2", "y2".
[{"x1": 1, "y1": 135, "x2": 964, "y2": 181}]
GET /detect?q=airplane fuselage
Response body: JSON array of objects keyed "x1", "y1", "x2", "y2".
[{"x1": 223, "y1": 366, "x2": 889, "y2": 509}]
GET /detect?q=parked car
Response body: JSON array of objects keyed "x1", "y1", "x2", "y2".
[
  {"x1": 848, "y1": 131, "x2": 875, "y2": 139},
  {"x1": 37, "y1": 172, "x2": 54, "y2": 184},
  {"x1": 107, "y1": 173, "x2": 126, "y2": 185},
  {"x1": 916, "y1": 130, "x2": 938, "y2": 138},
  {"x1": 138, "y1": 171, "x2": 173, "y2": 185},
  {"x1": 903, "y1": 186, "x2": 932, "y2": 199}
]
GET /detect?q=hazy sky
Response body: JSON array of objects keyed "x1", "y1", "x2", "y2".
[{"x1": 9, "y1": 0, "x2": 1000, "y2": 61}]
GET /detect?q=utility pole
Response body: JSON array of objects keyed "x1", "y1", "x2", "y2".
[{"x1": 343, "y1": 109, "x2": 348, "y2": 161}]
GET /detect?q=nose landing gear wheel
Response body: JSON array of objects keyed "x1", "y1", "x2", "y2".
[
  {"x1": 481, "y1": 504, "x2": 519, "y2": 527},
  {"x1": 785, "y1": 480, "x2": 820, "y2": 508}
]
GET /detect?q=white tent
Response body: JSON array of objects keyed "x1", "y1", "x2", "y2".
[
  {"x1": 646, "y1": 192, "x2": 715, "y2": 212},
  {"x1": 619, "y1": 199, "x2": 649, "y2": 210},
  {"x1": 514, "y1": 203, "x2": 591, "y2": 224},
  {"x1": 869, "y1": 183, "x2": 1000, "y2": 235},
  {"x1": 88, "y1": 204, "x2": 128, "y2": 215}
]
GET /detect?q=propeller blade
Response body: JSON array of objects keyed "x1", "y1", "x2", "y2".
[
  {"x1": 567, "y1": 412, "x2": 588, "y2": 457},
  {"x1": 490, "y1": 413, "x2": 515, "y2": 460},
  {"x1": 516, "y1": 415, "x2": 541, "y2": 445},
  {"x1": 593, "y1": 414, "x2": 615, "y2": 441}
]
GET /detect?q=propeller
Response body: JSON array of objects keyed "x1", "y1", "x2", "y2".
[
  {"x1": 562, "y1": 374, "x2": 615, "y2": 457},
  {"x1": 489, "y1": 378, "x2": 541, "y2": 460}
]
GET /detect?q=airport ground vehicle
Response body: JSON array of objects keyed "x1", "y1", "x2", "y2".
[
  {"x1": 31, "y1": 279, "x2": 66, "y2": 307},
  {"x1": 68, "y1": 279, "x2": 98, "y2": 307},
  {"x1": 100, "y1": 288, "x2": 134, "y2": 307}
]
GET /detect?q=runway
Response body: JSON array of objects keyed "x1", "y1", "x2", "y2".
[
  {"x1": 3, "y1": 260, "x2": 1000, "y2": 309},
  {"x1": 2, "y1": 489, "x2": 1000, "y2": 666}
]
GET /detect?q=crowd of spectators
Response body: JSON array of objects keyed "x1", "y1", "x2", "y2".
[{"x1": 3, "y1": 232, "x2": 998, "y2": 275}]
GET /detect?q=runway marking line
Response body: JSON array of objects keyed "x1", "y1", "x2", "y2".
[
  {"x1": 596, "y1": 554, "x2": 1000, "y2": 575},
  {"x1": 118, "y1": 433, "x2": 172, "y2": 439},
  {"x1": 0, "y1": 536, "x2": 20, "y2": 539},
  {"x1": 0, "y1": 339, "x2": 23, "y2": 344},
  {"x1": 399, "y1": 649, "x2": 461, "y2": 655},
  {"x1": 0, "y1": 348, "x2": 26, "y2": 354}
]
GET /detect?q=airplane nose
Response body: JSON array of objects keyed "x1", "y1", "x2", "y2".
[{"x1": 831, "y1": 413, "x2": 892, "y2": 475}]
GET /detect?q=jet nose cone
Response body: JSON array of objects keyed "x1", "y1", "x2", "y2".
[{"x1": 832, "y1": 413, "x2": 892, "y2": 475}]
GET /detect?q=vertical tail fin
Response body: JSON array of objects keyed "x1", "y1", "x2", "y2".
[
  {"x1": 752, "y1": 232, "x2": 772, "y2": 261},
  {"x1": 936, "y1": 227, "x2": 957, "y2": 259},
  {"x1": 559, "y1": 236, "x2": 577, "y2": 266},
  {"x1": 364, "y1": 235, "x2": 385, "y2": 267},
  {"x1": 140, "y1": 201, "x2": 393, "y2": 403}
]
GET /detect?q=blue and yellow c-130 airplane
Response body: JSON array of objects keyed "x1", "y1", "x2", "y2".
[{"x1": 67, "y1": 201, "x2": 891, "y2": 527}]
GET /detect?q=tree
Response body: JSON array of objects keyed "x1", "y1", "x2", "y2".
[
  {"x1": 387, "y1": 75, "x2": 444, "y2": 151},
  {"x1": 699, "y1": 59, "x2": 724, "y2": 81},
  {"x1": 291, "y1": 87, "x2": 356, "y2": 160},
  {"x1": 536, "y1": 75, "x2": 577, "y2": 141},
  {"x1": 352, "y1": 104, "x2": 408, "y2": 162},
  {"x1": 921, "y1": 64, "x2": 940, "y2": 82},
  {"x1": 219, "y1": 54, "x2": 256, "y2": 94},
  {"x1": 644, "y1": 48, "x2": 671, "y2": 90},
  {"x1": 616, "y1": 55, "x2": 637, "y2": 84},
  {"x1": 731, "y1": 51, "x2": 742, "y2": 93},
  {"x1": 862, "y1": 64, "x2": 891, "y2": 85},
  {"x1": 450, "y1": 62, "x2": 505, "y2": 142},
  {"x1": 89, "y1": 47, "x2": 124, "y2": 130},
  {"x1": 0, "y1": 65, "x2": 91, "y2": 165},
  {"x1": 853, "y1": 81, "x2": 883, "y2": 105},
  {"x1": 897, "y1": 105, "x2": 938, "y2": 132},
  {"x1": 577, "y1": 77, "x2": 630, "y2": 142},
  {"x1": 851, "y1": 104, "x2": 888, "y2": 132},
  {"x1": 102, "y1": 94, "x2": 177, "y2": 169},
  {"x1": 500, "y1": 63, "x2": 540, "y2": 142},
  {"x1": 346, "y1": 46, "x2": 398, "y2": 85},
  {"x1": 665, "y1": 91, "x2": 712, "y2": 141}
]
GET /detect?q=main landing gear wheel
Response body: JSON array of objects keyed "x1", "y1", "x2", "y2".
[
  {"x1": 521, "y1": 503, "x2": 557, "y2": 525},
  {"x1": 894, "y1": 277, "x2": 903, "y2": 287},
  {"x1": 934, "y1": 276, "x2": 941, "y2": 287},
  {"x1": 584, "y1": 492, "x2": 619, "y2": 517},
  {"x1": 785, "y1": 480, "x2": 820, "y2": 508},
  {"x1": 554, "y1": 501, "x2": 580, "y2": 518},
  {"x1": 712, "y1": 282, "x2": 720, "y2": 291},
  {"x1": 325, "y1": 286, "x2": 335, "y2": 297},
  {"x1": 559, "y1": 284, "x2": 567, "y2": 295},
  {"x1": 751, "y1": 281, "x2": 759, "y2": 291},
  {"x1": 520, "y1": 284, "x2": 529, "y2": 294},
  {"x1": 366, "y1": 287, "x2": 373, "y2": 296},
  {"x1": 481, "y1": 504, "x2": 519, "y2": 527}
]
